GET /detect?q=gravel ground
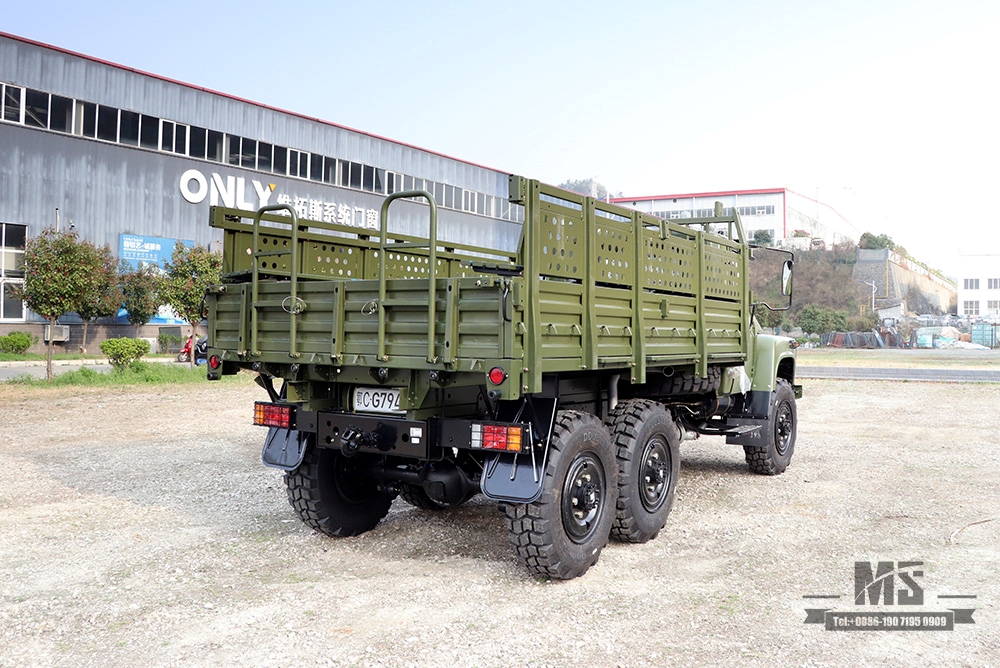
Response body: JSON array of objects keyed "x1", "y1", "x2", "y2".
[{"x1": 1, "y1": 378, "x2": 998, "y2": 667}]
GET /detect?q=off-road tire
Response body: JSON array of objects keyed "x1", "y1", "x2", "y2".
[
  {"x1": 659, "y1": 366, "x2": 721, "y2": 396},
  {"x1": 504, "y1": 411, "x2": 617, "y2": 580},
  {"x1": 606, "y1": 399, "x2": 680, "y2": 543},
  {"x1": 744, "y1": 379, "x2": 797, "y2": 475},
  {"x1": 285, "y1": 445, "x2": 394, "y2": 536}
]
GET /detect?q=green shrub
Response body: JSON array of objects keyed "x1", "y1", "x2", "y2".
[
  {"x1": 99, "y1": 337, "x2": 151, "y2": 369},
  {"x1": 157, "y1": 332, "x2": 183, "y2": 353},
  {"x1": 0, "y1": 331, "x2": 38, "y2": 354}
]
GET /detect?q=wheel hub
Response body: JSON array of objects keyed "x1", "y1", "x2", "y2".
[
  {"x1": 638, "y1": 438, "x2": 671, "y2": 512},
  {"x1": 572, "y1": 481, "x2": 600, "y2": 513},
  {"x1": 561, "y1": 454, "x2": 607, "y2": 543}
]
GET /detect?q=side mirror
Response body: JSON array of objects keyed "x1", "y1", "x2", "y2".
[{"x1": 781, "y1": 260, "x2": 793, "y2": 296}]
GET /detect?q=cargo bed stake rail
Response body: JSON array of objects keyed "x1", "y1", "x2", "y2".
[
  {"x1": 378, "y1": 190, "x2": 440, "y2": 364},
  {"x1": 250, "y1": 204, "x2": 302, "y2": 358}
]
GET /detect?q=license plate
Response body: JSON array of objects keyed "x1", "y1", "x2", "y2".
[{"x1": 352, "y1": 387, "x2": 404, "y2": 414}]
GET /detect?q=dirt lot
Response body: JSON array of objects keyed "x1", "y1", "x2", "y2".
[{"x1": 1, "y1": 378, "x2": 998, "y2": 668}]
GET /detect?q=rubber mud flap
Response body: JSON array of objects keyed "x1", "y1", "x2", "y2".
[
  {"x1": 480, "y1": 452, "x2": 545, "y2": 503},
  {"x1": 262, "y1": 427, "x2": 309, "y2": 471}
]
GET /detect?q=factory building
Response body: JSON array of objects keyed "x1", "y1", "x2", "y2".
[{"x1": 0, "y1": 31, "x2": 519, "y2": 331}]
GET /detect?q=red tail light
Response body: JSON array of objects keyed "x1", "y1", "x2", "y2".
[
  {"x1": 488, "y1": 367, "x2": 507, "y2": 385},
  {"x1": 471, "y1": 423, "x2": 523, "y2": 452},
  {"x1": 254, "y1": 402, "x2": 292, "y2": 429},
  {"x1": 208, "y1": 355, "x2": 221, "y2": 370}
]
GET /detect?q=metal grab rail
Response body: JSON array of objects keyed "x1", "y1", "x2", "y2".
[
  {"x1": 377, "y1": 190, "x2": 439, "y2": 363},
  {"x1": 251, "y1": 204, "x2": 302, "y2": 358}
]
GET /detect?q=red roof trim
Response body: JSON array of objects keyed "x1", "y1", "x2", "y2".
[
  {"x1": 0, "y1": 30, "x2": 505, "y2": 174},
  {"x1": 610, "y1": 187, "x2": 787, "y2": 203}
]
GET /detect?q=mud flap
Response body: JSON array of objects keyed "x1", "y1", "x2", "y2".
[
  {"x1": 480, "y1": 452, "x2": 545, "y2": 504},
  {"x1": 262, "y1": 427, "x2": 309, "y2": 471}
]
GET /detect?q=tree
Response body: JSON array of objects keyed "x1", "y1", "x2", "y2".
[
  {"x1": 795, "y1": 304, "x2": 848, "y2": 335},
  {"x1": 162, "y1": 242, "x2": 221, "y2": 367},
  {"x1": 558, "y1": 178, "x2": 610, "y2": 200},
  {"x1": 858, "y1": 232, "x2": 895, "y2": 251},
  {"x1": 752, "y1": 229, "x2": 774, "y2": 246},
  {"x1": 75, "y1": 242, "x2": 123, "y2": 353},
  {"x1": 16, "y1": 228, "x2": 94, "y2": 379},
  {"x1": 119, "y1": 262, "x2": 162, "y2": 338}
]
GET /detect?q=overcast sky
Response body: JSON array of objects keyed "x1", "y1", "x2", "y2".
[{"x1": 5, "y1": 0, "x2": 999, "y2": 276}]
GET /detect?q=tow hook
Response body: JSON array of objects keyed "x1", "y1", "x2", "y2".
[{"x1": 340, "y1": 427, "x2": 376, "y2": 457}]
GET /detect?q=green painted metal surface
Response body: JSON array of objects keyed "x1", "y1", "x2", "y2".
[{"x1": 207, "y1": 176, "x2": 761, "y2": 402}]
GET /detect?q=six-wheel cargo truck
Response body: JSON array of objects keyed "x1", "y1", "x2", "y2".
[{"x1": 204, "y1": 176, "x2": 801, "y2": 579}]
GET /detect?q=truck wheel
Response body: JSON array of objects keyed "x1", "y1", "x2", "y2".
[
  {"x1": 504, "y1": 411, "x2": 617, "y2": 580},
  {"x1": 744, "y1": 379, "x2": 797, "y2": 475},
  {"x1": 285, "y1": 445, "x2": 394, "y2": 536},
  {"x1": 606, "y1": 400, "x2": 680, "y2": 543}
]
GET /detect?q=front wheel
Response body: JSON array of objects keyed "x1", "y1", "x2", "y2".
[
  {"x1": 504, "y1": 411, "x2": 618, "y2": 580},
  {"x1": 744, "y1": 379, "x2": 797, "y2": 475},
  {"x1": 285, "y1": 445, "x2": 394, "y2": 536}
]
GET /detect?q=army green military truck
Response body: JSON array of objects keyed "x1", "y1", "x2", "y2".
[{"x1": 204, "y1": 176, "x2": 800, "y2": 579}]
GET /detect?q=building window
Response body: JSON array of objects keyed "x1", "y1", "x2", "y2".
[
  {"x1": 118, "y1": 110, "x2": 140, "y2": 146},
  {"x1": 1, "y1": 222, "x2": 27, "y2": 321},
  {"x1": 206, "y1": 130, "x2": 224, "y2": 162},
  {"x1": 75, "y1": 101, "x2": 97, "y2": 137},
  {"x1": 2, "y1": 84, "x2": 22, "y2": 123},
  {"x1": 188, "y1": 126, "x2": 207, "y2": 159},
  {"x1": 258, "y1": 142, "x2": 273, "y2": 173},
  {"x1": 271, "y1": 145, "x2": 287, "y2": 175},
  {"x1": 964, "y1": 278, "x2": 980, "y2": 290},
  {"x1": 160, "y1": 120, "x2": 188, "y2": 154},
  {"x1": 241, "y1": 138, "x2": 258, "y2": 169},
  {"x1": 963, "y1": 301, "x2": 980, "y2": 316},
  {"x1": 23, "y1": 88, "x2": 48, "y2": 128},
  {"x1": 988, "y1": 278, "x2": 1000, "y2": 290},
  {"x1": 139, "y1": 114, "x2": 160, "y2": 149},
  {"x1": 226, "y1": 135, "x2": 241, "y2": 166},
  {"x1": 309, "y1": 153, "x2": 323, "y2": 182},
  {"x1": 49, "y1": 94, "x2": 73, "y2": 133},
  {"x1": 988, "y1": 300, "x2": 1000, "y2": 314},
  {"x1": 97, "y1": 106, "x2": 118, "y2": 142},
  {"x1": 288, "y1": 149, "x2": 309, "y2": 179}
]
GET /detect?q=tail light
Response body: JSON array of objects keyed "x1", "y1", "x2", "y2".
[
  {"x1": 471, "y1": 423, "x2": 523, "y2": 452},
  {"x1": 254, "y1": 402, "x2": 292, "y2": 429},
  {"x1": 488, "y1": 367, "x2": 507, "y2": 385},
  {"x1": 208, "y1": 355, "x2": 222, "y2": 370}
]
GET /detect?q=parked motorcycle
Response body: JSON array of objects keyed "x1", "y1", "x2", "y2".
[{"x1": 176, "y1": 336, "x2": 208, "y2": 364}]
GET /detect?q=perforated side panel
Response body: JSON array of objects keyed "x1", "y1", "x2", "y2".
[
  {"x1": 302, "y1": 242, "x2": 363, "y2": 278},
  {"x1": 703, "y1": 245, "x2": 742, "y2": 301},
  {"x1": 380, "y1": 251, "x2": 449, "y2": 280},
  {"x1": 538, "y1": 205, "x2": 584, "y2": 280},
  {"x1": 255, "y1": 235, "x2": 291, "y2": 273},
  {"x1": 643, "y1": 232, "x2": 696, "y2": 295},
  {"x1": 594, "y1": 220, "x2": 633, "y2": 287}
]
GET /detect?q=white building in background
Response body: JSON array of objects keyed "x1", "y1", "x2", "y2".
[
  {"x1": 610, "y1": 187, "x2": 859, "y2": 249},
  {"x1": 957, "y1": 253, "x2": 1000, "y2": 319}
]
